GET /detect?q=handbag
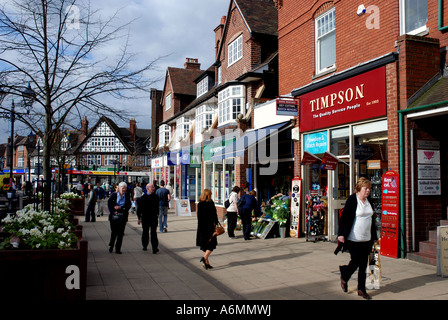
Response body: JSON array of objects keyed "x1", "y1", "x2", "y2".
[
  {"x1": 214, "y1": 222, "x2": 225, "y2": 236},
  {"x1": 111, "y1": 213, "x2": 123, "y2": 221},
  {"x1": 224, "y1": 199, "x2": 230, "y2": 209}
]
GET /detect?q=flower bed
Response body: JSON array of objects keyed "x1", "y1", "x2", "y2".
[
  {"x1": 0, "y1": 197, "x2": 88, "y2": 300},
  {"x1": 61, "y1": 192, "x2": 85, "y2": 216}
]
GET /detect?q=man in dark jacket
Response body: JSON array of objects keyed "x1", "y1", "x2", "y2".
[
  {"x1": 107, "y1": 182, "x2": 132, "y2": 254},
  {"x1": 137, "y1": 183, "x2": 160, "y2": 253}
]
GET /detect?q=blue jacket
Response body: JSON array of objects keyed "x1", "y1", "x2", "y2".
[{"x1": 238, "y1": 194, "x2": 261, "y2": 217}]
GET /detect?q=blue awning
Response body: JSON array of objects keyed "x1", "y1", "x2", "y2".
[{"x1": 211, "y1": 121, "x2": 291, "y2": 161}]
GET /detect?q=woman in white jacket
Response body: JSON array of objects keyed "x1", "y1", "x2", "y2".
[{"x1": 226, "y1": 186, "x2": 240, "y2": 239}]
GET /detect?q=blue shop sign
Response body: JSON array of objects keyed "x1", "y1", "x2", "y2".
[{"x1": 304, "y1": 131, "x2": 328, "y2": 154}]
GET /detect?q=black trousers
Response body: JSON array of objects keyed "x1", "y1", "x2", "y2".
[
  {"x1": 109, "y1": 220, "x2": 126, "y2": 252},
  {"x1": 340, "y1": 240, "x2": 372, "y2": 292},
  {"x1": 226, "y1": 211, "x2": 237, "y2": 237},
  {"x1": 239, "y1": 209, "x2": 252, "y2": 240},
  {"x1": 142, "y1": 221, "x2": 158, "y2": 251}
]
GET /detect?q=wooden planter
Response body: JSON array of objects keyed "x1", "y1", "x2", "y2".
[
  {"x1": 69, "y1": 198, "x2": 85, "y2": 216},
  {"x1": 0, "y1": 237, "x2": 88, "y2": 300}
]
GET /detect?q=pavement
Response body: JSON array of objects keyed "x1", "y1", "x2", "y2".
[{"x1": 79, "y1": 207, "x2": 448, "y2": 304}]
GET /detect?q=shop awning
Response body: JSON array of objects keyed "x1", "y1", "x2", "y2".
[
  {"x1": 300, "y1": 151, "x2": 321, "y2": 165},
  {"x1": 210, "y1": 121, "x2": 292, "y2": 161}
]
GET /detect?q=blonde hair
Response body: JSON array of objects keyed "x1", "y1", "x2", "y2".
[
  {"x1": 355, "y1": 177, "x2": 372, "y2": 192},
  {"x1": 199, "y1": 189, "x2": 212, "y2": 202},
  {"x1": 249, "y1": 190, "x2": 256, "y2": 197}
]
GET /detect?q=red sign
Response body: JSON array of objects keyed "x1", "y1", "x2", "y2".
[
  {"x1": 301, "y1": 151, "x2": 321, "y2": 165},
  {"x1": 299, "y1": 67, "x2": 386, "y2": 132},
  {"x1": 320, "y1": 152, "x2": 339, "y2": 170},
  {"x1": 380, "y1": 170, "x2": 400, "y2": 258}
]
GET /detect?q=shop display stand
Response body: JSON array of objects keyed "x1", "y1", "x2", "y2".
[{"x1": 305, "y1": 194, "x2": 327, "y2": 242}]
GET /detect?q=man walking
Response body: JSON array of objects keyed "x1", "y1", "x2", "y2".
[
  {"x1": 95, "y1": 182, "x2": 106, "y2": 217},
  {"x1": 156, "y1": 180, "x2": 170, "y2": 232},
  {"x1": 137, "y1": 184, "x2": 159, "y2": 253}
]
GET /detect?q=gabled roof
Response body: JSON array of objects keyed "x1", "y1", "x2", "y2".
[
  {"x1": 235, "y1": 0, "x2": 278, "y2": 36},
  {"x1": 166, "y1": 67, "x2": 204, "y2": 96}
]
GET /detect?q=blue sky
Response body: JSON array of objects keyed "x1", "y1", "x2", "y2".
[{"x1": 0, "y1": 0, "x2": 230, "y2": 142}]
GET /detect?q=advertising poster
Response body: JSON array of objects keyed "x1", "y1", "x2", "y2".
[
  {"x1": 380, "y1": 170, "x2": 399, "y2": 258},
  {"x1": 290, "y1": 177, "x2": 302, "y2": 238}
]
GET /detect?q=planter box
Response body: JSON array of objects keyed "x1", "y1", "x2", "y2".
[
  {"x1": 70, "y1": 198, "x2": 85, "y2": 216},
  {"x1": 0, "y1": 238, "x2": 88, "y2": 300}
]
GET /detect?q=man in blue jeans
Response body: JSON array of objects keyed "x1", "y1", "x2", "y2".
[{"x1": 156, "y1": 180, "x2": 171, "y2": 232}]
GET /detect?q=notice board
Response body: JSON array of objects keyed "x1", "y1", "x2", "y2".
[{"x1": 380, "y1": 170, "x2": 399, "y2": 258}]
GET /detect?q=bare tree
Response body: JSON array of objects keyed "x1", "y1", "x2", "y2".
[{"x1": 0, "y1": 0, "x2": 159, "y2": 210}]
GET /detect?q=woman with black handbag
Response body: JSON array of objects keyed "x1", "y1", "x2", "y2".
[
  {"x1": 107, "y1": 182, "x2": 132, "y2": 254},
  {"x1": 226, "y1": 186, "x2": 240, "y2": 239},
  {"x1": 196, "y1": 189, "x2": 219, "y2": 270}
]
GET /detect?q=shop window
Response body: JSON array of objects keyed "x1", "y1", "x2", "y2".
[
  {"x1": 205, "y1": 162, "x2": 213, "y2": 193},
  {"x1": 400, "y1": 0, "x2": 428, "y2": 35},
  {"x1": 330, "y1": 127, "x2": 349, "y2": 156},
  {"x1": 225, "y1": 158, "x2": 235, "y2": 200},
  {"x1": 315, "y1": 8, "x2": 336, "y2": 74}
]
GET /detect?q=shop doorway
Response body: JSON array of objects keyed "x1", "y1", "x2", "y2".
[{"x1": 329, "y1": 158, "x2": 350, "y2": 240}]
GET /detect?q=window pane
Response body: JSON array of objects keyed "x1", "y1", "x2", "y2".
[
  {"x1": 319, "y1": 32, "x2": 336, "y2": 70},
  {"x1": 405, "y1": 0, "x2": 427, "y2": 33}
]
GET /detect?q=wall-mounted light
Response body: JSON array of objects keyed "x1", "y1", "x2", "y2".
[{"x1": 357, "y1": 4, "x2": 366, "y2": 16}]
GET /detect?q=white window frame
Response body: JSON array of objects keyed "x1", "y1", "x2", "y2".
[
  {"x1": 165, "y1": 93, "x2": 172, "y2": 111},
  {"x1": 399, "y1": 0, "x2": 428, "y2": 35},
  {"x1": 176, "y1": 117, "x2": 191, "y2": 141},
  {"x1": 218, "y1": 85, "x2": 245, "y2": 126},
  {"x1": 159, "y1": 124, "x2": 171, "y2": 146},
  {"x1": 195, "y1": 105, "x2": 215, "y2": 135},
  {"x1": 197, "y1": 77, "x2": 208, "y2": 97},
  {"x1": 315, "y1": 8, "x2": 336, "y2": 75},
  {"x1": 228, "y1": 35, "x2": 243, "y2": 66}
]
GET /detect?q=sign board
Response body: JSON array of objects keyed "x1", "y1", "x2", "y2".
[
  {"x1": 301, "y1": 151, "x2": 321, "y2": 165},
  {"x1": 290, "y1": 177, "x2": 302, "y2": 238},
  {"x1": 304, "y1": 131, "x2": 328, "y2": 154},
  {"x1": 437, "y1": 226, "x2": 448, "y2": 277},
  {"x1": 299, "y1": 67, "x2": 387, "y2": 132},
  {"x1": 418, "y1": 180, "x2": 441, "y2": 195},
  {"x1": 175, "y1": 198, "x2": 191, "y2": 216},
  {"x1": 320, "y1": 152, "x2": 339, "y2": 170},
  {"x1": 276, "y1": 98, "x2": 298, "y2": 116},
  {"x1": 416, "y1": 141, "x2": 441, "y2": 196},
  {"x1": 380, "y1": 170, "x2": 399, "y2": 258}
]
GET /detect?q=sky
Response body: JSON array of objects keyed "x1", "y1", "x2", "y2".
[{"x1": 0, "y1": 0, "x2": 230, "y2": 142}]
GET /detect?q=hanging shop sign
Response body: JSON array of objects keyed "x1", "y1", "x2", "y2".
[
  {"x1": 290, "y1": 177, "x2": 302, "y2": 238},
  {"x1": 320, "y1": 152, "x2": 339, "y2": 170},
  {"x1": 299, "y1": 67, "x2": 387, "y2": 132},
  {"x1": 380, "y1": 170, "x2": 400, "y2": 258},
  {"x1": 151, "y1": 157, "x2": 163, "y2": 168},
  {"x1": 301, "y1": 151, "x2": 321, "y2": 165},
  {"x1": 276, "y1": 98, "x2": 298, "y2": 116},
  {"x1": 166, "y1": 152, "x2": 178, "y2": 166}
]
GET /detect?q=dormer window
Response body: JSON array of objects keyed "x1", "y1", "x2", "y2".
[
  {"x1": 228, "y1": 35, "x2": 243, "y2": 66},
  {"x1": 197, "y1": 77, "x2": 208, "y2": 97}
]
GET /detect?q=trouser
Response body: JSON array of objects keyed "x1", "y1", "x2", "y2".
[
  {"x1": 95, "y1": 200, "x2": 103, "y2": 216},
  {"x1": 142, "y1": 221, "x2": 158, "y2": 251},
  {"x1": 340, "y1": 240, "x2": 372, "y2": 292},
  {"x1": 159, "y1": 206, "x2": 168, "y2": 231},
  {"x1": 109, "y1": 219, "x2": 127, "y2": 252},
  {"x1": 240, "y1": 209, "x2": 252, "y2": 240},
  {"x1": 85, "y1": 201, "x2": 96, "y2": 222},
  {"x1": 226, "y1": 212, "x2": 238, "y2": 237}
]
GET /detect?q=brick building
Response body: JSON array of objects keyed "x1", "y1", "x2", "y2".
[{"x1": 278, "y1": 0, "x2": 448, "y2": 262}]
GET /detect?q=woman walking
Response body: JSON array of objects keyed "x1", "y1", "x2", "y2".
[
  {"x1": 196, "y1": 189, "x2": 218, "y2": 270},
  {"x1": 107, "y1": 182, "x2": 132, "y2": 254},
  {"x1": 337, "y1": 177, "x2": 378, "y2": 299}
]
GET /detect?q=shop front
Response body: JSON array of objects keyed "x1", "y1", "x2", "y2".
[{"x1": 295, "y1": 66, "x2": 389, "y2": 240}]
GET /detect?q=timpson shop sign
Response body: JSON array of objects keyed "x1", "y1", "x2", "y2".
[{"x1": 299, "y1": 67, "x2": 387, "y2": 132}]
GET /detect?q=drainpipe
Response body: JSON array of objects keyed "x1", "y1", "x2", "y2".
[
  {"x1": 439, "y1": 0, "x2": 448, "y2": 31},
  {"x1": 397, "y1": 99, "x2": 448, "y2": 259}
]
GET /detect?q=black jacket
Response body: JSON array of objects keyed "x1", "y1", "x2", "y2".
[
  {"x1": 107, "y1": 191, "x2": 132, "y2": 222},
  {"x1": 335, "y1": 193, "x2": 378, "y2": 254},
  {"x1": 137, "y1": 193, "x2": 159, "y2": 225}
]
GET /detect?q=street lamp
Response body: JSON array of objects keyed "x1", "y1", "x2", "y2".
[{"x1": 0, "y1": 83, "x2": 36, "y2": 212}]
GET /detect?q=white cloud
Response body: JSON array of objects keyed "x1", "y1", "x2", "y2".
[{"x1": 1, "y1": 0, "x2": 229, "y2": 141}]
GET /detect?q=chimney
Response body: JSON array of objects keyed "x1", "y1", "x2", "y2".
[
  {"x1": 214, "y1": 16, "x2": 226, "y2": 59},
  {"x1": 184, "y1": 58, "x2": 200, "y2": 70},
  {"x1": 81, "y1": 116, "x2": 89, "y2": 139},
  {"x1": 129, "y1": 118, "x2": 136, "y2": 142}
]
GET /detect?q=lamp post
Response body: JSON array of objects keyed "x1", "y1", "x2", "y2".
[{"x1": 0, "y1": 83, "x2": 36, "y2": 212}]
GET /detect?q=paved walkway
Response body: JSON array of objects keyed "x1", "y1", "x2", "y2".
[{"x1": 80, "y1": 209, "x2": 448, "y2": 301}]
